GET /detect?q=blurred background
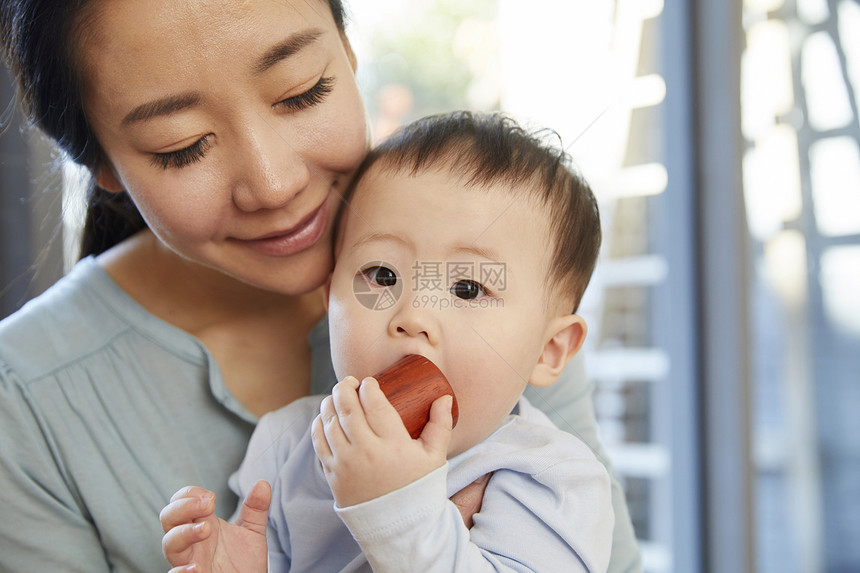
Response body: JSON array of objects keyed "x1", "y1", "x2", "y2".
[{"x1": 2, "y1": 1, "x2": 858, "y2": 571}]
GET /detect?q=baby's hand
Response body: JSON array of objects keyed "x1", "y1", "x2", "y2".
[
  {"x1": 160, "y1": 482, "x2": 271, "y2": 573},
  {"x1": 311, "y1": 376, "x2": 453, "y2": 507}
]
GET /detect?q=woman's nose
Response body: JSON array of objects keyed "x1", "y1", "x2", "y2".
[{"x1": 231, "y1": 118, "x2": 311, "y2": 212}]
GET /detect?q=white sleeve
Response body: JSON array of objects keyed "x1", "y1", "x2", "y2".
[
  {"x1": 228, "y1": 397, "x2": 322, "y2": 570},
  {"x1": 336, "y1": 455, "x2": 613, "y2": 573},
  {"x1": 229, "y1": 415, "x2": 282, "y2": 519}
]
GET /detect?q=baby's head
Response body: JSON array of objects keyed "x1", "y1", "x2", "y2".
[{"x1": 327, "y1": 111, "x2": 601, "y2": 456}]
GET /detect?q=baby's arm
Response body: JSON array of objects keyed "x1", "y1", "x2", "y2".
[
  {"x1": 336, "y1": 419, "x2": 614, "y2": 572},
  {"x1": 311, "y1": 375, "x2": 453, "y2": 507},
  {"x1": 525, "y1": 356, "x2": 642, "y2": 572},
  {"x1": 160, "y1": 482, "x2": 271, "y2": 573},
  {"x1": 335, "y1": 463, "x2": 611, "y2": 572}
]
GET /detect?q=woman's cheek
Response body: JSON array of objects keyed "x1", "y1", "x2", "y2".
[
  {"x1": 311, "y1": 87, "x2": 370, "y2": 175},
  {"x1": 132, "y1": 174, "x2": 229, "y2": 243},
  {"x1": 139, "y1": 198, "x2": 222, "y2": 244}
]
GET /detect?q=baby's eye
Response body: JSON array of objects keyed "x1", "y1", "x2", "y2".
[
  {"x1": 451, "y1": 279, "x2": 486, "y2": 300},
  {"x1": 363, "y1": 266, "x2": 398, "y2": 287}
]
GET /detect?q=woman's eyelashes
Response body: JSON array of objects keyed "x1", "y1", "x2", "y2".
[
  {"x1": 150, "y1": 76, "x2": 336, "y2": 170},
  {"x1": 275, "y1": 76, "x2": 335, "y2": 112},
  {"x1": 151, "y1": 135, "x2": 213, "y2": 170}
]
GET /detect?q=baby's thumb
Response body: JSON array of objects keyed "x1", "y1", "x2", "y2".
[
  {"x1": 236, "y1": 480, "x2": 272, "y2": 536},
  {"x1": 419, "y1": 394, "x2": 454, "y2": 453}
]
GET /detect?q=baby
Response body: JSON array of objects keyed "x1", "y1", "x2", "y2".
[{"x1": 161, "y1": 111, "x2": 613, "y2": 572}]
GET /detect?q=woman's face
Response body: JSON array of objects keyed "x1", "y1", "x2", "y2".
[{"x1": 79, "y1": 0, "x2": 369, "y2": 294}]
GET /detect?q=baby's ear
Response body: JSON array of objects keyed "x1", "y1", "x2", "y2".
[{"x1": 529, "y1": 315, "x2": 587, "y2": 388}]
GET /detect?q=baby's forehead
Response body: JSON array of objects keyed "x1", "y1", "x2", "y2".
[
  {"x1": 353, "y1": 160, "x2": 546, "y2": 209},
  {"x1": 342, "y1": 165, "x2": 554, "y2": 258}
]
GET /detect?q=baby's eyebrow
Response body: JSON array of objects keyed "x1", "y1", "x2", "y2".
[
  {"x1": 349, "y1": 234, "x2": 501, "y2": 263},
  {"x1": 450, "y1": 244, "x2": 501, "y2": 263},
  {"x1": 350, "y1": 232, "x2": 412, "y2": 250}
]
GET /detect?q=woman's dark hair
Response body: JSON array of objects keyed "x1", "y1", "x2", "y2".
[{"x1": 1, "y1": 0, "x2": 347, "y2": 258}]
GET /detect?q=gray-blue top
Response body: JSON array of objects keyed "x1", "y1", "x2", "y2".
[{"x1": 0, "y1": 257, "x2": 640, "y2": 572}]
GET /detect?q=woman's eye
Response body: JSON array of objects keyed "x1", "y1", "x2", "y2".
[
  {"x1": 151, "y1": 136, "x2": 212, "y2": 170},
  {"x1": 364, "y1": 266, "x2": 398, "y2": 287},
  {"x1": 276, "y1": 76, "x2": 335, "y2": 112},
  {"x1": 147, "y1": 77, "x2": 334, "y2": 170},
  {"x1": 451, "y1": 280, "x2": 486, "y2": 300}
]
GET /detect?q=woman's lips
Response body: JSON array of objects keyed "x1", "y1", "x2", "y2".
[{"x1": 238, "y1": 201, "x2": 329, "y2": 257}]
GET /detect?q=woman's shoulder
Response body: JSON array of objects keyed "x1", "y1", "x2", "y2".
[
  {"x1": 0, "y1": 258, "x2": 126, "y2": 382},
  {"x1": 0, "y1": 257, "x2": 196, "y2": 385}
]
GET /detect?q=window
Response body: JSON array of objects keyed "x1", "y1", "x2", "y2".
[{"x1": 742, "y1": 1, "x2": 860, "y2": 570}]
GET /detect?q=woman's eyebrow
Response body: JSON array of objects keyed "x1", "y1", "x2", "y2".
[
  {"x1": 254, "y1": 29, "x2": 324, "y2": 74},
  {"x1": 122, "y1": 93, "x2": 202, "y2": 126},
  {"x1": 121, "y1": 29, "x2": 325, "y2": 126}
]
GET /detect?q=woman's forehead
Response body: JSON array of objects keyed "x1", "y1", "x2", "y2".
[
  {"x1": 76, "y1": 0, "x2": 341, "y2": 115},
  {"x1": 83, "y1": 0, "x2": 335, "y2": 49}
]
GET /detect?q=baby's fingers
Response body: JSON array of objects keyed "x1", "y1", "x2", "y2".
[
  {"x1": 169, "y1": 485, "x2": 214, "y2": 504},
  {"x1": 235, "y1": 480, "x2": 271, "y2": 536},
  {"x1": 311, "y1": 413, "x2": 332, "y2": 460},
  {"x1": 418, "y1": 394, "x2": 454, "y2": 455},
  {"x1": 358, "y1": 377, "x2": 410, "y2": 437},
  {"x1": 331, "y1": 376, "x2": 374, "y2": 442},
  {"x1": 161, "y1": 520, "x2": 210, "y2": 566},
  {"x1": 318, "y1": 394, "x2": 350, "y2": 452},
  {"x1": 160, "y1": 492, "x2": 215, "y2": 533}
]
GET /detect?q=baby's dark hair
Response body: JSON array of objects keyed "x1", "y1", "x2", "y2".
[{"x1": 339, "y1": 111, "x2": 601, "y2": 312}]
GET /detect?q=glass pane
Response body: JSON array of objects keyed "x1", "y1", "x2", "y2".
[
  {"x1": 809, "y1": 137, "x2": 860, "y2": 237},
  {"x1": 741, "y1": 20, "x2": 794, "y2": 141},
  {"x1": 801, "y1": 32, "x2": 853, "y2": 132},
  {"x1": 797, "y1": 0, "x2": 830, "y2": 25},
  {"x1": 820, "y1": 246, "x2": 860, "y2": 335},
  {"x1": 839, "y1": 1, "x2": 860, "y2": 116},
  {"x1": 743, "y1": 2, "x2": 860, "y2": 571},
  {"x1": 742, "y1": 125, "x2": 803, "y2": 241}
]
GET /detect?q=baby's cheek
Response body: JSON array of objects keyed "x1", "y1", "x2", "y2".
[
  {"x1": 325, "y1": 299, "x2": 350, "y2": 379},
  {"x1": 326, "y1": 297, "x2": 372, "y2": 379}
]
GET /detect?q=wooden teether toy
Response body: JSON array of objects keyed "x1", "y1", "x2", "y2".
[{"x1": 373, "y1": 354, "x2": 459, "y2": 439}]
